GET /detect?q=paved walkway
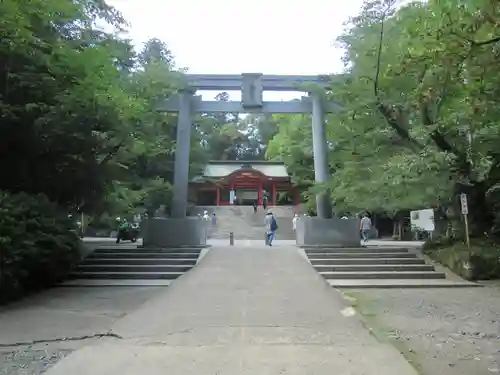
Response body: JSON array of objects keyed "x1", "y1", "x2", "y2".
[{"x1": 46, "y1": 246, "x2": 418, "y2": 375}]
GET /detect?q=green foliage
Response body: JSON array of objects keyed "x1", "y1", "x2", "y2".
[
  {"x1": 0, "y1": 0, "x2": 302, "y2": 302},
  {"x1": 195, "y1": 98, "x2": 277, "y2": 162},
  {"x1": 0, "y1": 0, "x2": 281, "y2": 233},
  {"x1": 266, "y1": 115, "x2": 315, "y2": 186},
  {"x1": 0, "y1": 0, "x2": 188, "y2": 297},
  {"x1": 326, "y1": 0, "x2": 500, "y2": 224},
  {"x1": 424, "y1": 237, "x2": 500, "y2": 280},
  {"x1": 266, "y1": 0, "x2": 500, "y2": 232},
  {"x1": 140, "y1": 178, "x2": 173, "y2": 215},
  {"x1": 0, "y1": 0, "x2": 187, "y2": 223},
  {"x1": 0, "y1": 191, "x2": 81, "y2": 303},
  {"x1": 0, "y1": 0, "x2": 137, "y2": 210}
]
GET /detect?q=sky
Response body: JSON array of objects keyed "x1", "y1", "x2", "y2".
[{"x1": 107, "y1": 0, "x2": 365, "y2": 100}]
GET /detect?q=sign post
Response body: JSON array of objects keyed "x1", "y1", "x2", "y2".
[{"x1": 460, "y1": 193, "x2": 470, "y2": 249}]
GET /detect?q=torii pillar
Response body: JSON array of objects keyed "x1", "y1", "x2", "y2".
[
  {"x1": 310, "y1": 92, "x2": 332, "y2": 219},
  {"x1": 142, "y1": 89, "x2": 207, "y2": 248},
  {"x1": 146, "y1": 73, "x2": 360, "y2": 247},
  {"x1": 294, "y1": 92, "x2": 360, "y2": 247}
]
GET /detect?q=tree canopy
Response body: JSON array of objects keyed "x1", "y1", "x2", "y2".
[
  {"x1": 8, "y1": 0, "x2": 500, "y2": 302},
  {"x1": 267, "y1": 0, "x2": 500, "y2": 235},
  {"x1": 4, "y1": 0, "x2": 500, "y2": 236},
  {"x1": 0, "y1": 0, "x2": 275, "y2": 223}
]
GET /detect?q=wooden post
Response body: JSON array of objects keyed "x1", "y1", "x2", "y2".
[
  {"x1": 464, "y1": 214, "x2": 470, "y2": 249},
  {"x1": 460, "y1": 193, "x2": 470, "y2": 249},
  {"x1": 216, "y1": 186, "x2": 220, "y2": 206}
]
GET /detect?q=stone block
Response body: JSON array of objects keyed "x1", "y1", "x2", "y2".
[
  {"x1": 142, "y1": 218, "x2": 207, "y2": 248},
  {"x1": 296, "y1": 217, "x2": 360, "y2": 247}
]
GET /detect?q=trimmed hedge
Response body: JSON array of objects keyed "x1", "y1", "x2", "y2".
[
  {"x1": 0, "y1": 191, "x2": 81, "y2": 303},
  {"x1": 423, "y1": 236, "x2": 500, "y2": 280}
]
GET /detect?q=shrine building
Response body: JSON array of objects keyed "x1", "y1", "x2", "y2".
[{"x1": 188, "y1": 160, "x2": 300, "y2": 206}]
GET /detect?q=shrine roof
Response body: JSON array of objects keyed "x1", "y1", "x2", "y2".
[{"x1": 202, "y1": 160, "x2": 289, "y2": 178}]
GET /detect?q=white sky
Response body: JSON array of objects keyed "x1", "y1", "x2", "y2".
[{"x1": 107, "y1": 0, "x2": 364, "y2": 100}]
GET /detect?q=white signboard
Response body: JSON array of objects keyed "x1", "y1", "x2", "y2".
[
  {"x1": 460, "y1": 193, "x2": 468, "y2": 215},
  {"x1": 410, "y1": 208, "x2": 435, "y2": 232}
]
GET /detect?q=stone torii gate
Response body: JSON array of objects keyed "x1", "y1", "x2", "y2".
[{"x1": 142, "y1": 73, "x2": 360, "y2": 247}]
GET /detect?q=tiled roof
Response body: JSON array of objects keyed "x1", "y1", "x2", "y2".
[{"x1": 202, "y1": 161, "x2": 289, "y2": 178}]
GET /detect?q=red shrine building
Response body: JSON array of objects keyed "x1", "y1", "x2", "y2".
[{"x1": 188, "y1": 161, "x2": 300, "y2": 206}]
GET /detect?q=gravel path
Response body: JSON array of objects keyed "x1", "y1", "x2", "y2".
[
  {"x1": 0, "y1": 287, "x2": 163, "y2": 374},
  {"x1": 343, "y1": 285, "x2": 500, "y2": 375},
  {"x1": 1, "y1": 346, "x2": 77, "y2": 375}
]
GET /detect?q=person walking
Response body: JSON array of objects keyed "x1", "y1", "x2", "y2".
[
  {"x1": 360, "y1": 213, "x2": 372, "y2": 243},
  {"x1": 264, "y1": 209, "x2": 278, "y2": 246},
  {"x1": 116, "y1": 218, "x2": 130, "y2": 244},
  {"x1": 292, "y1": 213, "x2": 299, "y2": 231},
  {"x1": 252, "y1": 199, "x2": 258, "y2": 213},
  {"x1": 202, "y1": 210, "x2": 209, "y2": 221}
]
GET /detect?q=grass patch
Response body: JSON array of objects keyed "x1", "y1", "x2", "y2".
[
  {"x1": 423, "y1": 237, "x2": 500, "y2": 280},
  {"x1": 341, "y1": 291, "x2": 425, "y2": 375}
]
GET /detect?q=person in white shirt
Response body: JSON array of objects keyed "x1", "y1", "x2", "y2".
[
  {"x1": 360, "y1": 213, "x2": 372, "y2": 242},
  {"x1": 202, "y1": 210, "x2": 209, "y2": 220},
  {"x1": 292, "y1": 213, "x2": 299, "y2": 231}
]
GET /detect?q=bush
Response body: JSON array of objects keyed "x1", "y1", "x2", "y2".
[
  {"x1": 424, "y1": 236, "x2": 500, "y2": 280},
  {"x1": 0, "y1": 191, "x2": 81, "y2": 303}
]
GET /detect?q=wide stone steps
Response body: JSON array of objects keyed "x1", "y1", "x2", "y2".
[
  {"x1": 70, "y1": 272, "x2": 184, "y2": 279},
  {"x1": 307, "y1": 252, "x2": 417, "y2": 259},
  {"x1": 309, "y1": 258, "x2": 426, "y2": 265},
  {"x1": 86, "y1": 252, "x2": 200, "y2": 259},
  {"x1": 66, "y1": 245, "x2": 202, "y2": 286},
  {"x1": 209, "y1": 224, "x2": 295, "y2": 240},
  {"x1": 196, "y1": 205, "x2": 296, "y2": 240},
  {"x1": 304, "y1": 247, "x2": 409, "y2": 254},
  {"x1": 303, "y1": 246, "x2": 478, "y2": 288},
  {"x1": 84, "y1": 258, "x2": 198, "y2": 265},
  {"x1": 320, "y1": 271, "x2": 445, "y2": 279},
  {"x1": 313, "y1": 264, "x2": 435, "y2": 272},
  {"x1": 93, "y1": 248, "x2": 201, "y2": 254},
  {"x1": 77, "y1": 264, "x2": 194, "y2": 272}
]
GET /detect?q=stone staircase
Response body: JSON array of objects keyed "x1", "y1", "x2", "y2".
[
  {"x1": 303, "y1": 246, "x2": 480, "y2": 288},
  {"x1": 64, "y1": 245, "x2": 202, "y2": 286},
  {"x1": 193, "y1": 205, "x2": 296, "y2": 240}
]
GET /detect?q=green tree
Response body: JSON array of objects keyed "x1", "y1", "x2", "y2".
[
  {"x1": 323, "y1": 0, "x2": 500, "y2": 234},
  {"x1": 138, "y1": 38, "x2": 175, "y2": 68},
  {"x1": 95, "y1": 38, "x2": 187, "y2": 219},
  {"x1": 0, "y1": 0, "x2": 139, "y2": 212},
  {"x1": 265, "y1": 0, "x2": 500, "y2": 231},
  {"x1": 0, "y1": 0, "x2": 140, "y2": 301}
]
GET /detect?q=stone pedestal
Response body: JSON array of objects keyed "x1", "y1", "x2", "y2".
[
  {"x1": 296, "y1": 217, "x2": 360, "y2": 247},
  {"x1": 142, "y1": 218, "x2": 207, "y2": 248}
]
